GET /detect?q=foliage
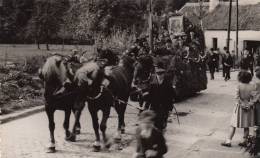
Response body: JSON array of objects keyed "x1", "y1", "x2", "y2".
[
  {"x1": 25, "y1": 0, "x2": 70, "y2": 49},
  {"x1": 64, "y1": 0, "x2": 144, "y2": 42},
  {"x1": 0, "y1": 0, "x2": 35, "y2": 43},
  {"x1": 21, "y1": 55, "x2": 47, "y2": 74}
]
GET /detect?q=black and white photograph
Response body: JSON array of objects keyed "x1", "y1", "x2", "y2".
[{"x1": 1, "y1": 0, "x2": 260, "y2": 157}]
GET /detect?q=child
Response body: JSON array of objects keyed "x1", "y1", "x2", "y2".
[
  {"x1": 133, "y1": 110, "x2": 167, "y2": 158},
  {"x1": 221, "y1": 71, "x2": 255, "y2": 147}
]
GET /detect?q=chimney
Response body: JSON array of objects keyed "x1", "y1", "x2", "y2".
[{"x1": 209, "y1": 0, "x2": 220, "y2": 12}]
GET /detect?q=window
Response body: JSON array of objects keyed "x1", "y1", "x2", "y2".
[{"x1": 212, "y1": 38, "x2": 218, "y2": 50}]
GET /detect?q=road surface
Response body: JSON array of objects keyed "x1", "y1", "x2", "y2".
[{"x1": 0, "y1": 71, "x2": 254, "y2": 158}]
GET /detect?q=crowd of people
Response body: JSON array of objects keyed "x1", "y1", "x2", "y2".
[{"x1": 206, "y1": 47, "x2": 257, "y2": 82}]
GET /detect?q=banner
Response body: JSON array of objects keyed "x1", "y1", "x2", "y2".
[{"x1": 168, "y1": 15, "x2": 184, "y2": 35}]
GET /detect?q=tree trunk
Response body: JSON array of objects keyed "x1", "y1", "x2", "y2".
[
  {"x1": 37, "y1": 40, "x2": 40, "y2": 49},
  {"x1": 46, "y1": 43, "x2": 49, "y2": 51}
]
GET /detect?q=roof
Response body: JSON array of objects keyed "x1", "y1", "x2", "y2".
[
  {"x1": 179, "y1": 2, "x2": 210, "y2": 26},
  {"x1": 180, "y1": 2, "x2": 260, "y2": 31}
]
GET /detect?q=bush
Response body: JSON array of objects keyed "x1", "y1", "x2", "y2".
[
  {"x1": 97, "y1": 30, "x2": 136, "y2": 54},
  {"x1": 22, "y1": 55, "x2": 47, "y2": 74}
]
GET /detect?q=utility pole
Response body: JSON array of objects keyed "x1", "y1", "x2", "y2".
[
  {"x1": 148, "y1": 0, "x2": 153, "y2": 53},
  {"x1": 227, "y1": 0, "x2": 232, "y2": 52},
  {"x1": 236, "y1": 0, "x2": 239, "y2": 58},
  {"x1": 199, "y1": 0, "x2": 204, "y2": 30}
]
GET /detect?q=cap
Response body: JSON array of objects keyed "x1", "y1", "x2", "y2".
[{"x1": 139, "y1": 110, "x2": 156, "y2": 123}]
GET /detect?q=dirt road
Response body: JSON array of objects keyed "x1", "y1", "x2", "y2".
[{"x1": 1, "y1": 71, "x2": 253, "y2": 158}]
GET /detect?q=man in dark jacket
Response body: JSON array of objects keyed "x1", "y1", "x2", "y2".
[
  {"x1": 222, "y1": 51, "x2": 233, "y2": 81},
  {"x1": 143, "y1": 62, "x2": 176, "y2": 131},
  {"x1": 207, "y1": 48, "x2": 218, "y2": 80},
  {"x1": 241, "y1": 49, "x2": 254, "y2": 76}
]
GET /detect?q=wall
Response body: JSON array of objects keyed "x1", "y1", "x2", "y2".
[{"x1": 204, "y1": 30, "x2": 260, "y2": 53}]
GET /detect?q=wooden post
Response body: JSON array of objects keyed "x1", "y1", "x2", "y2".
[
  {"x1": 236, "y1": 0, "x2": 239, "y2": 58},
  {"x1": 148, "y1": 0, "x2": 153, "y2": 53},
  {"x1": 227, "y1": 0, "x2": 232, "y2": 52}
]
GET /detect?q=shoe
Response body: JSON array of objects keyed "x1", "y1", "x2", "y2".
[
  {"x1": 221, "y1": 142, "x2": 231, "y2": 147},
  {"x1": 238, "y1": 141, "x2": 247, "y2": 147}
]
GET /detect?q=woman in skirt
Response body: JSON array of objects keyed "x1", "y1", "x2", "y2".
[{"x1": 221, "y1": 71, "x2": 255, "y2": 147}]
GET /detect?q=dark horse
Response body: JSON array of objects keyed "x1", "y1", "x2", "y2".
[
  {"x1": 132, "y1": 55, "x2": 154, "y2": 111},
  {"x1": 39, "y1": 55, "x2": 82, "y2": 153},
  {"x1": 74, "y1": 55, "x2": 135, "y2": 151}
]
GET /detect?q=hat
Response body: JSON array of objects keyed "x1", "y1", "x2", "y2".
[
  {"x1": 155, "y1": 62, "x2": 166, "y2": 73},
  {"x1": 255, "y1": 66, "x2": 260, "y2": 73},
  {"x1": 72, "y1": 49, "x2": 78, "y2": 52},
  {"x1": 139, "y1": 110, "x2": 156, "y2": 123}
]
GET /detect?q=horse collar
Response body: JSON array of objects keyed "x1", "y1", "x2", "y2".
[{"x1": 86, "y1": 86, "x2": 104, "y2": 100}]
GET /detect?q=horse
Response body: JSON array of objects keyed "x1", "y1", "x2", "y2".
[
  {"x1": 74, "y1": 55, "x2": 135, "y2": 152},
  {"x1": 39, "y1": 55, "x2": 82, "y2": 153},
  {"x1": 132, "y1": 55, "x2": 155, "y2": 111}
]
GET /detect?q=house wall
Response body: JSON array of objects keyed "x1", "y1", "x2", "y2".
[{"x1": 204, "y1": 30, "x2": 260, "y2": 54}]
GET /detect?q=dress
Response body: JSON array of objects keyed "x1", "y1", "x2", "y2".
[{"x1": 230, "y1": 83, "x2": 255, "y2": 128}]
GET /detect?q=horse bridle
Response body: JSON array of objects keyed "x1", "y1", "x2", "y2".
[{"x1": 86, "y1": 85, "x2": 104, "y2": 100}]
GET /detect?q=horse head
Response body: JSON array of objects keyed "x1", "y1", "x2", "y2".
[
  {"x1": 119, "y1": 55, "x2": 135, "y2": 72},
  {"x1": 133, "y1": 55, "x2": 154, "y2": 85},
  {"x1": 74, "y1": 61, "x2": 105, "y2": 98},
  {"x1": 97, "y1": 48, "x2": 119, "y2": 66},
  {"x1": 39, "y1": 55, "x2": 68, "y2": 87}
]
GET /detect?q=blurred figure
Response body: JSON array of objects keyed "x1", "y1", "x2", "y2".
[{"x1": 133, "y1": 110, "x2": 167, "y2": 158}]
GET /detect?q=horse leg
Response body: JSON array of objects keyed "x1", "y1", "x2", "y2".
[
  {"x1": 100, "y1": 107, "x2": 111, "y2": 149},
  {"x1": 118, "y1": 102, "x2": 127, "y2": 134},
  {"x1": 89, "y1": 104, "x2": 101, "y2": 152},
  {"x1": 72, "y1": 101, "x2": 85, "y2": 134},
  {"x1": 45, "y1": 108, "x2": 56, "y2": 153},
  {"x1": 72, "y1": 108, "x2": 82, "y2": 135},
  {"x1": 114, "y1": 102, "x2": 127, "y2": 142},
  {"x1": 64, "y1": 109, "x2": 76, "y2": 142}
]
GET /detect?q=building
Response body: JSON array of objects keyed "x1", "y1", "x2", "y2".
[{"x1": 180, "y1": 0, "x2": 260, "y2": 55}]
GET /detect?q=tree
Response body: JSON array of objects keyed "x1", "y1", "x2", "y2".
[
  {"x1": 26, "y1": 0, "x2": 69, "y2": 50},
  {"x1": 0, "y1": 0, "x2": 34, "y2": 43},
  {"x1": 64, "y1": 0, "x2": 144, "y2": 45}
]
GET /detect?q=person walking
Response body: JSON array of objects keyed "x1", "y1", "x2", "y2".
[
  {"x1": 222, "y1": 51, "x2": 233, "y2": 81},
  {"x1": 213, "y1": 49, "x2": 220, "y2": 72},
  {"x1": 207, "y1": 48, "x2": 217, "y2": 80},
  {"x1": 221, "y1": 71, "x2": 255, "y2": 147}
]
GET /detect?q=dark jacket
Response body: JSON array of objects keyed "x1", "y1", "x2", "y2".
[
  {"x1": 135, "y1": 127, "x2": 167, "y2": 158},
  {"x1": 240, "y1": 54, "x2": 254, "y2": 70},
  {"x1": 223, "y1": 54, "x2": 233, "y2": 68},
  {"x1": 146, "y1": 74, "x2": 175, "y2": 112}
]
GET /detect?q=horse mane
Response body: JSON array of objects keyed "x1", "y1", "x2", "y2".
[
  {"x1": 97, "y1": 48, "x2": 119, "y2": 66},
  {"x1": 137, "y1": 55, "x2": 154, "y2": 71},
  {"x1": 41, "y1": 55, "x2": 67, "y2": 85},
  {"x1": 120, "y1": 55, "x2": 135, "y2": 71}
]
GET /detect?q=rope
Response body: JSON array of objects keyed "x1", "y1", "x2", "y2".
[{"x1": 86, "y1": 86, "x2": 104, "y2": 100}]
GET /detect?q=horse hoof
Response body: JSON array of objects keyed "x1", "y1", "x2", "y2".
[
  {"x1": 121, "y1": 128, "x2": 125, "y2": 134},
  {"x1": 115, "y1": 144, "x2": 123, "y2": 150},
  {"x1": 92, "y1": 145, "x2": 101, "y2": 152},
  {"x1": 46, "y1": 147, "x2": 56, "y2": 153},
  {"x1": 104, "y1": 141, "x2": 111, "y2": 149},
  {"x1": 75, "y1": 129, "x2": 81, "y2": 135},
  {"x1": 65, "y1": 134, "x2": 76, "y2": 142}
]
